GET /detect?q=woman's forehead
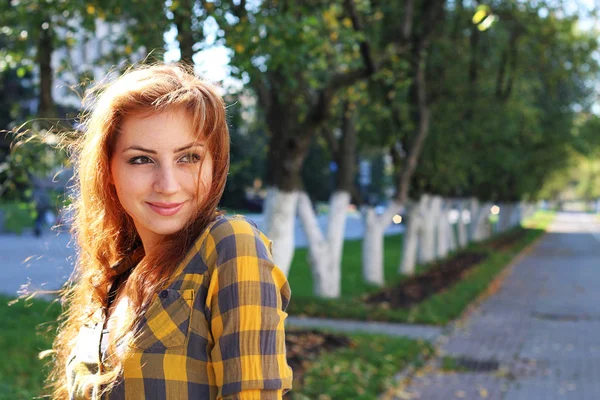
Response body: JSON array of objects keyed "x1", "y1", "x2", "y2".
[{"x1": 117, "y1": 108, "x2": 206, "y2": 149}]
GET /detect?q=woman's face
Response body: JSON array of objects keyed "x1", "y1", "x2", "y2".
[{"x1": 110, "y1": 107, "x2": 213, "y2": 251}]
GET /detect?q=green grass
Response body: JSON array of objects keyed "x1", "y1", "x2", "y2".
[
  {"x1": 0, "y1": 295, "x2": 429, "y2": 400},
  {"x1": 291, "y1": 333, "x2": 431, "y2": 400},
  {"x1": 0, "y1": 295, "x2": 61, "y2": 399},
  {"x1": 287, "y1": 211, "x2": 555, "y2": 325},
  {"x1": 287, "y1": 233, "x2": 404, "y2": 298}
]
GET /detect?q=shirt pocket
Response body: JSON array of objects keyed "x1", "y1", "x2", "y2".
[{"x1": 129, "y1": 288, "x2": 194, "y2": 351}]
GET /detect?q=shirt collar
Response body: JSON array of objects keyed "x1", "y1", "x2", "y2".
[{"x1": 110, "y1": 246, "x2": 144, "y2": 275}]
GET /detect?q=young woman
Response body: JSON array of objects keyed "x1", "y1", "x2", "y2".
[{"x1": 47, "y1": 64, "x2": 293, "y2": 399}]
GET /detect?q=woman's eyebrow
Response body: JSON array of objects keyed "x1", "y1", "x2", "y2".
[
  {"x1": 123, "y1": 142, "x2": 205, "y2": 154},
  {"x1": 174, "y1": 142, "x2": 205, "y2": 152}
]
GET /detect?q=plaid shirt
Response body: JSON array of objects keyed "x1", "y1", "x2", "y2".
[{"x1": 67, "y1": 215, "x2": 293, "y2": 399}]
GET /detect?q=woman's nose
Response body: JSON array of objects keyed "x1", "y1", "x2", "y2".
[{"x1": 153, "y1": 166, "x2": 181, "y2": 194}]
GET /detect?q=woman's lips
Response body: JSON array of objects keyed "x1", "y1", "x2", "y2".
[{"x1": 147, "y1": 202, "x2": 185, "y2": 216}]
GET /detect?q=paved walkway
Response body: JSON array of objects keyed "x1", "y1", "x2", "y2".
[
  {"x1": 0, "y1": 230, "x2": 74, "y2": 296},
  {"x1": 391, "y1": 212, "x2": 600, "y2": 400}
]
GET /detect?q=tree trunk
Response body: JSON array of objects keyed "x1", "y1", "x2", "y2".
[
  {"x1": 296, "y1": 191, "x2": 350, "y2": 298},
  {"x1": 499, "y1": 203, "x2": 511, "y2": 232},
  {"x1": 362, "y1": 207, "x2": 385, "y2": 286},
  {"x1": 400, "y1": 197, "x2": 425, "y2": 275},
  {"x1": 327, "y1": 191, "x2": 351, "y2": 284},
  {"x1": 468, "y1": 197, "x2": 480, "y2": 242},
  {"x1": 262, "y1": 187, "x2": 298, "y2": 276},
  {"x1": 173, "y1": 1, "x2": 195, "y2": 65},
  {"x1": 362, "y1": 200, "x2": 403, "y2": 285},
  {"x1": 37, "y1": 22, "x2": 55, "y2": 120},
  {"x1": 446, "y1": 199, "x2": 457, "y2": 252},
  {"x1": 457, "y1": 198, "x2": 468, "y2": 248},
  {"x1": 508, "y1": 202, "x2": 520, "y2": 228},
  {"x1": 473, "y1": 202, "x2": 492, "y2": 241},
  {"x1": 436, "y1": 198, "x2": 451, "y2": 259},
  {"x1": 418, "y1": 194, "x2": 439, "y2": 264}
]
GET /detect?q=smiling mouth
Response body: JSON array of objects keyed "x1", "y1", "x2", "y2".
[{"x1": 147, "y1": 202, "x2": 185, "y2": 216}]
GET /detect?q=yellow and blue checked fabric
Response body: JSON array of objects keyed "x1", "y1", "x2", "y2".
[{"x1": 66, "y1": 215, "x2": 293, "y2": 399}]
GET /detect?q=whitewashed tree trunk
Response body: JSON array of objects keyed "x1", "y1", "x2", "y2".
[
  {"x1": 513, "y1": 202, "x2": 523, "y2": 227},
  {"x1": 446, "y1": 199, "x2": 457, "y2": 252},
  {"x1": 419, "y1": 195, "x2": 440, "y2": 263},
  {"x1": 468, "y1": 198, "x2": 480, "y2": 243},
  {"x1": 362, "y1": 200, "x2": 403, "y2": 286},
  {"x1": 527, "y1": 203, "x2": 537, "y2": 219},
  {"x1": 262, "y1": 187, "x2": 277, "y2": 231},
  {"x1": 327, "y1": 192, "x2": 351, "y2": 282},
  {"x1": 479, "y1": 202, "x2": 493, "y2": 240},
  {"x1": 506, "y1": 203, "x2": 514, "y2": 231},
  {"x1": 497, "y1": 203, "x2": 507, "y2": 232},
  {"x1": 296, "y1": 191, "x2": 350, "y2": 298},
  {"x1": 263, "y1": 187, "x2": 298, "y2": 276},
  {"x1": 400, "y1": 197, "x2": 425, "y2": 275},
  {"x1": 506, "y1": 203, "x2": 515, "y2": 229},
  {"x1": 436, "y1": 198, "x2": 450, "y2": 259},
  {"x1": 472, "y1": 202, "x2": 492, "y2": 242},
  {"x1": 457, "y1": 199, "x2": 468, "y2": 248}
]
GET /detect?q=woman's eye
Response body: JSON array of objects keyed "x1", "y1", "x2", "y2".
[
  {"x1": 128, "y1": 156, "x2": 153, "y2": 165},
  {"x1": 179, "y1": 153, "x2": 201, "y2": 163}
]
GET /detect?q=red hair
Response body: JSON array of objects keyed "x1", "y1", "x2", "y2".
[{"x1": 47, "y1": 63, "x2": 230, "y2": 398}]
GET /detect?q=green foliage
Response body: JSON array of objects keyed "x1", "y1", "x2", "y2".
[
  {"x1": 0, "y1": 130, "x2": 67, "y2": 202},
  {"x1": 210, "y1": 1, "x2": 369, "y2": 110},
  {"x1": 220, "y1": 93, "x2": 268, "y2": 210},
  {"x1": 410, "y1": 1, "x2": 599, "y2": 201},
  {"x1": 292, "y1": 334, "x2": 431, "y2": 400},
  {"x1": 0, "y1": 202, "x2": 36, "y2": 234}
]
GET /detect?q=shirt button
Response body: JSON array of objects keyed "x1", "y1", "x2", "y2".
[{"x1": 160, "y1": 290, "x2": 169, "y2": 299}]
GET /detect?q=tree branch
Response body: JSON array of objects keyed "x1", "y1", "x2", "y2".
[
  {"x1": 403, "y1": 0, "x2": 415, "y2": 42},
  {"x1": 343, "y1": 0, "x2": 375, "y2": 75},
  {"x1": 321, "y1": 126, "x2": 339, "y2": 161},
  {"x1": 396, "y1": 46, "x2": 430, "y2": 205},
  {"x1": 231, "y1": 0, "x2": 247, "y2": 19}
]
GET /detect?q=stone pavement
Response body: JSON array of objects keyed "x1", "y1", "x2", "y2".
[{"x1": 392, "y1": 212, "x2": 600, "y2": 400}]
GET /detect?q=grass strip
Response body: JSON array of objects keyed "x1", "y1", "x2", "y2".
[
  {"x1": 287, "y1": 211, "x2": 555, "y2": 325},
  {"x1": 289, "y1": 333, "x2": 431, "y2": 400},
  {"x1": 0, "y1": 294, "x2": 60, "y2": 400},
  {"x1": 287, "y1": 233, "x2": 404, "y2": 298}
]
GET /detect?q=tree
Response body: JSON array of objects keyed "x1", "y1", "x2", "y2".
[
  {"x1": 357, "y1": 0, "x2": 447, "y2": 285},
  {"x1": 201, "y1": 0, "x2": 385, "y2": 278}
]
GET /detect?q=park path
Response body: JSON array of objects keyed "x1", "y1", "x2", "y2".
[{"x1": 391, "y1": 212, "x2": 600, "y2": 400}]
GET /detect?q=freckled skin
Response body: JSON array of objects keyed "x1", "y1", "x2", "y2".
[{"x1": 110, "y1": 107, "x2": 213, "y2": 253}]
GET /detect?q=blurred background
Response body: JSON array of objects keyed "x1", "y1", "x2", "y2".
[{"x1": 1, "y1": 0, "x2": 600, "y2": 399}]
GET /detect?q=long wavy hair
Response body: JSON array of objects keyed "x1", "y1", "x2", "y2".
[{"x1": 46, "y1": 63, "x2": 230, "y2": 399}]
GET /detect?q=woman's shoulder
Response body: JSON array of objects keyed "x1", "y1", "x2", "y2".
[
  {"x1": 207, "y1": 214, "x2": 265, "y2": 241},
  {"x1": 183, "y1": 214, "x2": 273, "y2": 272},
  {"x1": 206, "y1": 214, "x2": 272, "y2": 255}
]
